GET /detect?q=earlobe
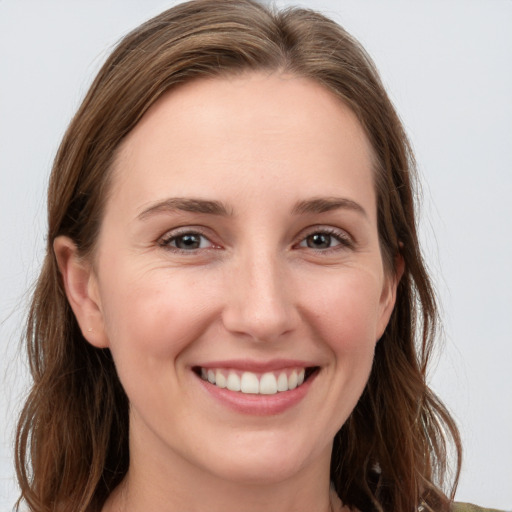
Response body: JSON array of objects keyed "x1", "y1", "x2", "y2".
[{"x1": 53, "y1": 236, "x2": 109, "y2": 348}]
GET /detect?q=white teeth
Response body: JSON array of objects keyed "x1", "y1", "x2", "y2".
[
  {"x1": 288, "y1": 370, "x2": 298, "y2": 390},
  {"x1": 241, "y1": 372, "x2": 259, "y2": 394},
  {"x1": 215, "y1": 370, "x2": 227, "y2": 388},
  {"x1": 277, "y1": 372, "x2": 288, "y2": 392},
  {"x1": 226, "y1": 372, "x2": 241, "y2": 392},
  {"x1": 259, "y1": 372, "x2": 278, "y2": 395},
  {"x1": 200, "y1": 367, "x2": 311, "y2": 394}
]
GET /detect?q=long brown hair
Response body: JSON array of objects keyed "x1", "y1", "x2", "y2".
[{"x1": 15, "y1": 1, "x2": 462, "y2": 511}]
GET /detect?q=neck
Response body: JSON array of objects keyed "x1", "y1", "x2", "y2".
[
  {"x1": 103, "y1": 434, "x2": 341, "y2": 512},
  {"x1": 106, "y1": 472, "x2": 342, "y2": 512}
]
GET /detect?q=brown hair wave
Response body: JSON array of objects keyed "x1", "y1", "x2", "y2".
[{"x1": 15, "y1": 1, "x2": 462, "y2": 511}]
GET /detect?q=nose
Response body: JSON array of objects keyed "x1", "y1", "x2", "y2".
[{"x1": 221, "y1": 247, "x2": 299, "y2": 342}]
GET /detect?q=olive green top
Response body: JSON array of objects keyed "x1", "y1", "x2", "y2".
[{"x1": 452, "y1": 502, "x2": 506, "y2": 512}]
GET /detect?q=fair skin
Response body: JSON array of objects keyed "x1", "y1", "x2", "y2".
[{"x1": 55, "y1": 73, "x2": 400, "y2": 512}]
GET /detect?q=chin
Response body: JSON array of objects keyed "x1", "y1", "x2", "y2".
[
  {"x1": 209, "y1": 456, "x2": 307, "y2": 486},
  {"x1": 192, "y1": 431, "x2": 330, "y2": 486}
]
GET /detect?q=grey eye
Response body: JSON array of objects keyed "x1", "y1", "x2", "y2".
[
  {"x1": 306, "y1": 233, "x2": 332, "y2": 249},
  {"x1": 174, "y1": 234, "x2": 202, "y2": 249},
  {"x1": 165, "y1": 233, "x2": 212, "y2": 250},
  {"x1": 300, "y1": 232, "x2": 342, "y2": 250}
]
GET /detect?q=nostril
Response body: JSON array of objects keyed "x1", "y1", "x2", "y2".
[{"x1": 221, "y1": 307, "x2": 300, "y2": 343}]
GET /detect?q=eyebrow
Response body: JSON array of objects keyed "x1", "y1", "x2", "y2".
[
  {"x1": 292, "y1": 197, "x2": 367, "y2": 218},
  {"x1": 137, "y1": 197, "x2": 231, "y2": 220},
  {"x1": 137, "y1": 196, "x2": 367, "y2": 221}
]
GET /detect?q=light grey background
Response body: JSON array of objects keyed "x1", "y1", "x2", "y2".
[{"x1": 1, "y1": 0, "x2": 511, "y2": 509}]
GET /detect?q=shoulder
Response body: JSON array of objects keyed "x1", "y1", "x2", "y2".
[{"x1": 452, "y1": 502, "x2": 506, "y2": 512}]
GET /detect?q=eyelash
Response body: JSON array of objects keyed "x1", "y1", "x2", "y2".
[
  {"x1": 159, "y1": 228, "x2": 214, "y2": 253},
  {"x1": 295, "y1": 227, "x2": 354, "y2": 252},
  {"x1": 158, "y1": 226, "x2": 354, "y2": 254}
]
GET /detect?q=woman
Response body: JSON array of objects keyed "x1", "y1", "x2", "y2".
[{"x1": 13, "y1": 1, "x2": 470, "y2": 511}]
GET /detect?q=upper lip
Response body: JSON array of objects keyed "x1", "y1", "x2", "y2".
[{"x1": 193, "y1": 359, "x2": 317, "y2": 373}]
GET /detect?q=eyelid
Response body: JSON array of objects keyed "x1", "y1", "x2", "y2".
[
  {"x1": 295, "y1": 225, "x2": 354, "y2": 250},
  {"x1": 156, "y1": 224, "x2": 354, "y2": 253},
  {"x1": 158, "y1": 226, "x2": 220, "y2": 252}
]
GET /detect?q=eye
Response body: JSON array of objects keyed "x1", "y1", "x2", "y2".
[
  {"x1": 160, "y1": 231, "x2": 213, "y2": 251},
  {"x1": 301, "y1": 233, "x2": 339, "y2": 249},
  {"x1": 297, "y1": 228, "x2": 352, "y2": 251}
]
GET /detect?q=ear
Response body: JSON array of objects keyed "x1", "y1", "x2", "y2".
[
  {"x1": 376, "y1": 252, "x2": 405, "y2": 340},
  {"x1": 53, "y1": 236, "x2": 109, "y2": 348}
]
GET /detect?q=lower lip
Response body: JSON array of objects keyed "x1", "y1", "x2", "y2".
[{"x1": 196, "y1": 371, "x2": 317, "y2": 416}]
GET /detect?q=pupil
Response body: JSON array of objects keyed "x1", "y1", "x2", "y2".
[
  {"x1": 308, "y1": 233, "x2": 330, "y2": 249},
  {"x1": 177, "y1": 234, "x2": 200, "y2": 249}
]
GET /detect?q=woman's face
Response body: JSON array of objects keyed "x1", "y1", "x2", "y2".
[{"x1": 67, "y1": 73, "x2": 398, "y2": 486}]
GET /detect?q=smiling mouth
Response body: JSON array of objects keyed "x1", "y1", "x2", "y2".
[{"x1": 193, "y1": 367, "x2": 319, "y2": 395}]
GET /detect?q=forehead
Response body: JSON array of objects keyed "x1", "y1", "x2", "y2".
[{"x1": 110, "y1": 72, "x2": 376, "y2": 217}]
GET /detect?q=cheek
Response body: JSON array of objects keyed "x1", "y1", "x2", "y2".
[
  {"x1": 302, "y1": 270, "x2": 384, "y2": 354},
  {"x1": 296, "y1": 271, "x2": 383, "y2": 433},
  {"x1": 98, "y1": 266, "x2": 220, "y2": 361}
]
